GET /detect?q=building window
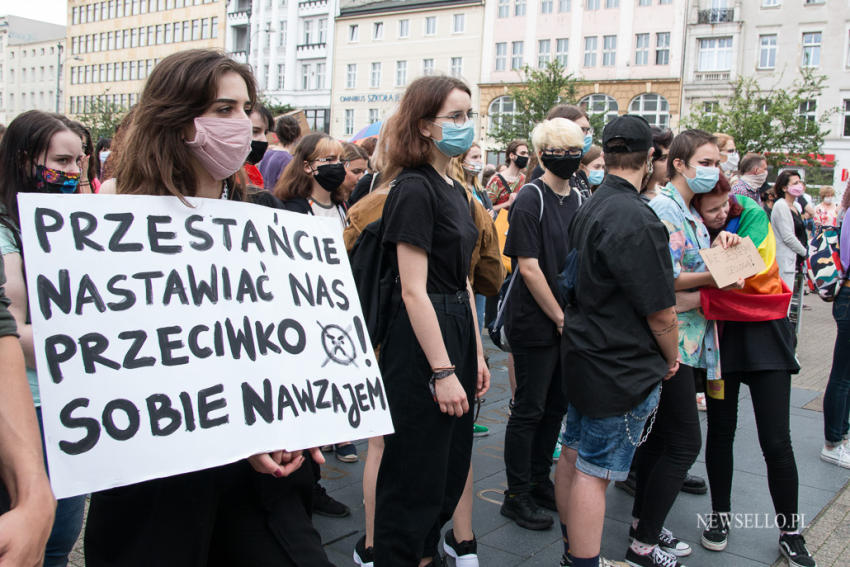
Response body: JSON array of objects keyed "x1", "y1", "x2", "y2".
[
  {"x1": 586, "y1": 0, "x2": 599, "y2": 9},
  {"x1": 605, "y1": 0, "x2": 618, "y2": 7},
  {"x1": 488, "y1": 95, "x2": 516, "y2": 130},
  {"x1": 423, "y1": 58, "x2": 434, "y2": 75},
  {"x1": 450, "y1": 56, "x2": 463, "y2": 77},
  {"x1": 318, "y1": 19, "x2": 327, "y2": 43},
  {"x1": 315, "y1": 62, "x2": 326, "y2": 89},
  {"x1": 303, "y1": 20, "x2": 312, "y2": 44},
  {"x1": 655, "y1": 32, "x2": 670, "y2": 65},
  {"x1": 453, "y1": 14, "x2": 465, "y2": 33},
  {"x1": 399, "y1": 19, "x2": 409, "y2": 38},
  {"x1": 802, "y1": 32, "x2": 821, "y2": 68},
  {"x1": 515, "y1": 0, "x2": 526, "y2": 16},
  {"x1": 798, "y1": 99, "x2": 817, "y2": 123},
  {"x1": 698, "y1": 37, "x2": 733, "y2": 71},
  {"x1": 559, "y1": 0, "x2": 570, "y2": 10},
  {"x1": 495, "y1": 42, "x2": 508, "y2": 71},
  {"x1": 584, "y1": 36, "x2": 597, "y2": 67},
  {"x1": 301, "y1": 64, "x2": 310, "y2": 89},
  {"x1": 279, "y1": 21, "x2": 286, "y2": 46},
  {"x1": 346, "y1": 63, "x2": 356, "y2": 88},
  {"x1": 425, "y1": 16, "x2": 436, "y2": 35},
  {"x1": 638, "y1": 0, "x2": 650, "y2": 5},
  {"x1": 498, "y1": 0, "x2": 510, "y2": 18},
  {"x1": 538, "y1": 39, "x2": 551, "y2": 67},
  {"x1": 344, "y1": 109, "x2": 355, "y2": 136},
  {"x1": 580, "y1": 93, "x2": 619, "y2": 123},
  {"x1": 556, "y1": 38, "x2": 568, "y2": 66},
  {"x1": 659, "y1": 0, "x2": 672, "y2": 3},
  {"x1": 373, "y1": 21, "x2": 383, "y2": 40},
  {"x1": 511, "y1": 41, "x2": 524, "y2": 69},
  {"x1": 635, "y1": 33, "x2": 649, "y2": 65},
  {"x1": 370, "y1": 62, "x2": 381, "y2": 87},
  {"x1": 843, "y1": 99, "x2": 850, "y2": 137},
  {"x1": 762, "y1": 0, "x2": 780, "y2": 5},
  {"x1": 349, "y1": 24, "x2": 359, "y2": 42},
  {"x1": 629, "y1": 93, "x2": 669, "y2": 127},
  {"x1": 541, "y1": 0, "x2": 553, "y2": 14},
  {"x1": 602, "y1": 35, "x2": 616, "y2": 66},
  {"x1": 277, "y1": 64, "x2": 285, "y2": 89},
  {"x1": 758, "y1": 34, "x2": 777, "y2": 69},
  {"x1": 703, "y1": 101, "x2": 720, "y2": 115},
  {"x1": 369, "y1": 108, "x2": 380, "y2": 124},
  {"x1": 395, "y1": 60, "x2": 407, "y2": 86}
]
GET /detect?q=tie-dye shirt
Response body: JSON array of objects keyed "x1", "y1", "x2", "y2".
[{"x1": 649, "y1": 184, "x2": 719, "y2": 380}]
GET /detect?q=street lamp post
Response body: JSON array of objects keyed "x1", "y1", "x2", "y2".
[{"x1": 55, "y1": 42, "x2": 62, "y2": 112}]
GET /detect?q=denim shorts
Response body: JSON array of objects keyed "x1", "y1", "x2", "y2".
[{"x1": 559, "y1": 383, "x2": 662, "y2": 481}]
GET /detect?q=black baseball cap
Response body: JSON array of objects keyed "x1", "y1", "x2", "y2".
[{"x1": 602, "y1": 115, "x2": 653, "y2": 153}]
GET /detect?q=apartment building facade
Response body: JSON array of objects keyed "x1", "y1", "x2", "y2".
[
  {"x1": 329, "y1": 0, "x2": 485, "y2": 140},
  {"x1": 0, "y1": 16, "x2": 67, "y2": 123},
  {"x1": 479, "y1": 0, "x2": 687, "y2": 159},
  {"x1": 681, "y1": 0, "x2": 850, "y2": 188},
  {"x1": 65, "y1": 0, "x2": 225, "y2": 118},
  {"x1": 226, "y1": 0, "x2": 335, "y2": 132}
]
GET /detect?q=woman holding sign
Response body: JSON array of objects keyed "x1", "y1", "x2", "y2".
[
  {"x1": 88, "y1": 49, "x2": 333, "y2": 567},
  {"x1": 0, "y1": 109, "x2": 88, "y2": 567},
  {"x1": 372, "y1": 75, "x2": 490, "y2": 566},
  {"x1": 625, "y1": 130, "x2": 741, "y2": 567}
]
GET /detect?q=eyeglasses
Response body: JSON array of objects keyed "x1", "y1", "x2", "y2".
[
  {"x1": 313, "y1": 156, "x2": 340, "y2": 164},
  {"x1": 433, "y1": 110, "x2": 478, "y2": 126},
  {"x1": 541, "y1": 148, "x2": 583, "y2": 158}
]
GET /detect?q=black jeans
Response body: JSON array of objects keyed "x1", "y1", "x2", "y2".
[
  {"x1": 374, "y1": 293, "x2": 477, "y2": 566},
  {"x1": 824, "y1": 286, "x2": 850, "y2": 444},
  {"x1": 632, "y1": 364, "x2": 702, "y2": 544},
  {"x1": 705, "y1": 370, "x2": 800, "y2": 530},
  {"x1": 504, "y1": 342, "x2": 566, "y2": 494},
  {"x1": 85, "y1": 460, "x2": 332, "y2": 567}
]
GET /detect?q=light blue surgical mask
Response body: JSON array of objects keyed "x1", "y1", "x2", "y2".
[
  {"x1": 583, "y1": 134, "x2": 593, "y2": 154},
  {"x1": 587, "y1": 169, "x2": 605, "y2": 185},
  {"x1": 684, "y1": 164, "x2": 720, "y2": 194},
  {"x1": 433, "y1": 120, "x2": 475, "y2": 157}
]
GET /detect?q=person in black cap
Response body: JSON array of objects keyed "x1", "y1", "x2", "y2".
[{"x1": 554, "y1": 115, "x2": 679, "y2": 567}]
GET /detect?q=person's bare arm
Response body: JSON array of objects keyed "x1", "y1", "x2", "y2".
[
  {"x1": 397, "y1": 243, "x2": 469, "y2": 417},
  {"x1": 2, "y1": 254, "x2": 35, "y2": 371},
  {"x1": 0, "y1": 336, "x2": 55, "y2": 567},
  {"x1": 646, "y1": 306, "x2": 680, "y2": 380},
  {"x1": 517, "y1": 257, "x2": 564, "y2": 333}
]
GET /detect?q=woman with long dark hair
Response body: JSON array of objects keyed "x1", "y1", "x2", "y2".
[
  {"x1": 771, "y1": 170, "x2": 808, "y2": 291},
  {"x1": 87, "y1": 49, "x2": 332, "y2": 567},
  {"x1": 373, "y1": 74, "x2": 490, "y2": 566}
]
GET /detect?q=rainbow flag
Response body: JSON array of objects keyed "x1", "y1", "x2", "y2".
[{"x1": 700, "y1": 195, "x2": 792, "y2": 321}]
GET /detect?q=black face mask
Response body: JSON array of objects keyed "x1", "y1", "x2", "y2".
[
  {"x1": 246, "y1": 140, "x2": 268, "y2": 165},
  {"x1": 513, "y1": 155, "x2": 529, "y2": 169},
  {"x1": 314, "y1": 162, "x2": 347, "y2": 191},
  {"x1": 541, "y1": 155, "x2": 581, "y2": 180}
]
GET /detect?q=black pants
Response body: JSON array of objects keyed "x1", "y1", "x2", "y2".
[
  {"x1": 374, "y1": 294, "x2": 477, "y2": 566},
  {"x1": 705, "y1": 370, "x2": 800, "y2": 530},
  {"x1": 632, "y1": 364, "x2": 702, "y2": 544},
  {"x1": 504, "y1": 342, "x2": 566, "y2": 494},
  {"x1": 84, "y1": 460, "x2": 332, "y2": 567}
]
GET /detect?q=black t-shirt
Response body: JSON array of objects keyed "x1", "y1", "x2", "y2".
[
  {"x1": 382, "y1": 165, "x2": 479, "y2": 293},
  {"x1": 719, "y1": 319, "x2": 799, "y2": 375},
  {"x1": 0, "y1": 256, "x2": 17, "y2": 338},
  {"x1": 503, "y1": 179, "x2": 581, "y2": 347},
  {"x1": 562, "y1": 174, "x2": 676, "y2": 418}
]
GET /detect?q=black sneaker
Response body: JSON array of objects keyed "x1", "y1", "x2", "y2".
[
  {"x1": 680, "y1": 474, "x2": 708, "y2": 495},
  {"x1": 442, "y1": 529, "x2": 478, "y2": 566},
  {"x1": 629, "y1": 526, "x2": 692, "y2": 557},
  {"x1": 615, "y1": 471, "x2": 637, "y2": 497},
  {"x1": 779, "y1": 533, "x2": 817, "y2": 567},
  {"x1": 531, "y1": 479, "x2": 558, "y2": 512},
  {"x1": 560, "y1": 552, "x2": 573, "y2": 566},
  {"x1": 625, "y1": 545, "x2": 682, "y2": 567},
  {"x1": 312, "y1": 483, "x2": 350, "y2": 518},
  {"x1": 500, "y1": 492, "x2": 553, "y2": 530},
  {"x1": 700, "y1": 512, "x2": 729, "y2": 551},
  {"x1": 353, "y1": 535, "x2": 374, "y2": 567}
]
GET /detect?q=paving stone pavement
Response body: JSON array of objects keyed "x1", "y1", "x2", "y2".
[{"x1": 68, "y1": 299, "x2": 849, "y2": 566}]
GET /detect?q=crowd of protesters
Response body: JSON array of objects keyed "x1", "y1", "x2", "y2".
[{"x1": 0, "y1": 48, "x2": 848, "y2": 567}]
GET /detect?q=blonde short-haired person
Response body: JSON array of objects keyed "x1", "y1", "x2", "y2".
[
  {"x1": 814, "y1": 185, "x2": 839, "y2": 228},
  {"x1": 501, "y1": 118, "x2": 585, "y2": 532}
]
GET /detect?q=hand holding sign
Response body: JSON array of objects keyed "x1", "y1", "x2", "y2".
[{"x1": 699, "y1": 235, "x2": 767, "y2": 289}]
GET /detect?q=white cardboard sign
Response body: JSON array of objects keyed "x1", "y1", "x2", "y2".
[{"x1": 17, "y1": 194, "x2": 393, "y2": 499}]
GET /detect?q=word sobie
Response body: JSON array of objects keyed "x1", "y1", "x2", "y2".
[{"x1": 18, "y1": 194, "x2": 394, "y2": 499}]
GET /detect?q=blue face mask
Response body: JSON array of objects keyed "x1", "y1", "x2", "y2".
[
  {"x1": 433, "y1": 120, "x2": 475, "y2": 157},
  {"x1": 583, "y1": 134, "x2": 593, "y2": 154},
  {"x1": 587, "y1": 169, "x2": 605, "y2": 185},
  {"x1": 684, "y1": 165, "x2": 719, "y2": 194}
]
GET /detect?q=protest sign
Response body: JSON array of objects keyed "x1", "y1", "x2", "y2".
[
  {"x1": 17, "y1": 194, "x2": 393, "y2": 499},
  {"x1": 699, "y1": 235, "x2": 767, "y2": 289}
]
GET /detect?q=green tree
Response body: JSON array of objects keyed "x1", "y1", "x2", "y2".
[
  {"x1": 487, "y1": 59, "x2": 579, "y2": 149},
  {"x1": 258, "y1": 95, "x2": 294, "y2": 117},
  {"x1": 77, "y1": 96, "x2": 128, "y2": 141},
  {"x1": 681, "y1": 69, "x2": 838, "y2": 168}
]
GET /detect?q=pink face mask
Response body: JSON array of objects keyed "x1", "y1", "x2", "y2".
[
  {"x1": 787, "y1": 183, "x2": 805, "y2": 197},
  {"x1": 185, "y1": 117, "x2": 252, "y2": 180}
]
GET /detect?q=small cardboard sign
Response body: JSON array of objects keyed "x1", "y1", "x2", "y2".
[{"x1": 699, "y1": 236, "x2": 767, "y2": 289}]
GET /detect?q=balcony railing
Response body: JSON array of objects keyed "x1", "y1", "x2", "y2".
[
  {"x1": 296, "y1": 42, "x2": 326, "y2": 52},
  {"x1": 698, "y1": 8, "x2": 734, "y2": 24},
  {"x1": 298, "y1": 0, "x2": 327, "y2": 11},
  {"x1": 693, "y1": 71, "x2": 730, "y2": 82}
]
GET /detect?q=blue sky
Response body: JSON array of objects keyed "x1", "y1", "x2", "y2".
[{"x1": 2, "y1": 0, "x2": 67, "y2": 26}]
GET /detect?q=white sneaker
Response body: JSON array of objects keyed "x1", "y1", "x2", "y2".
[{"x1": 820, "y1": 443, "x2": 850, "y2": 469}]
